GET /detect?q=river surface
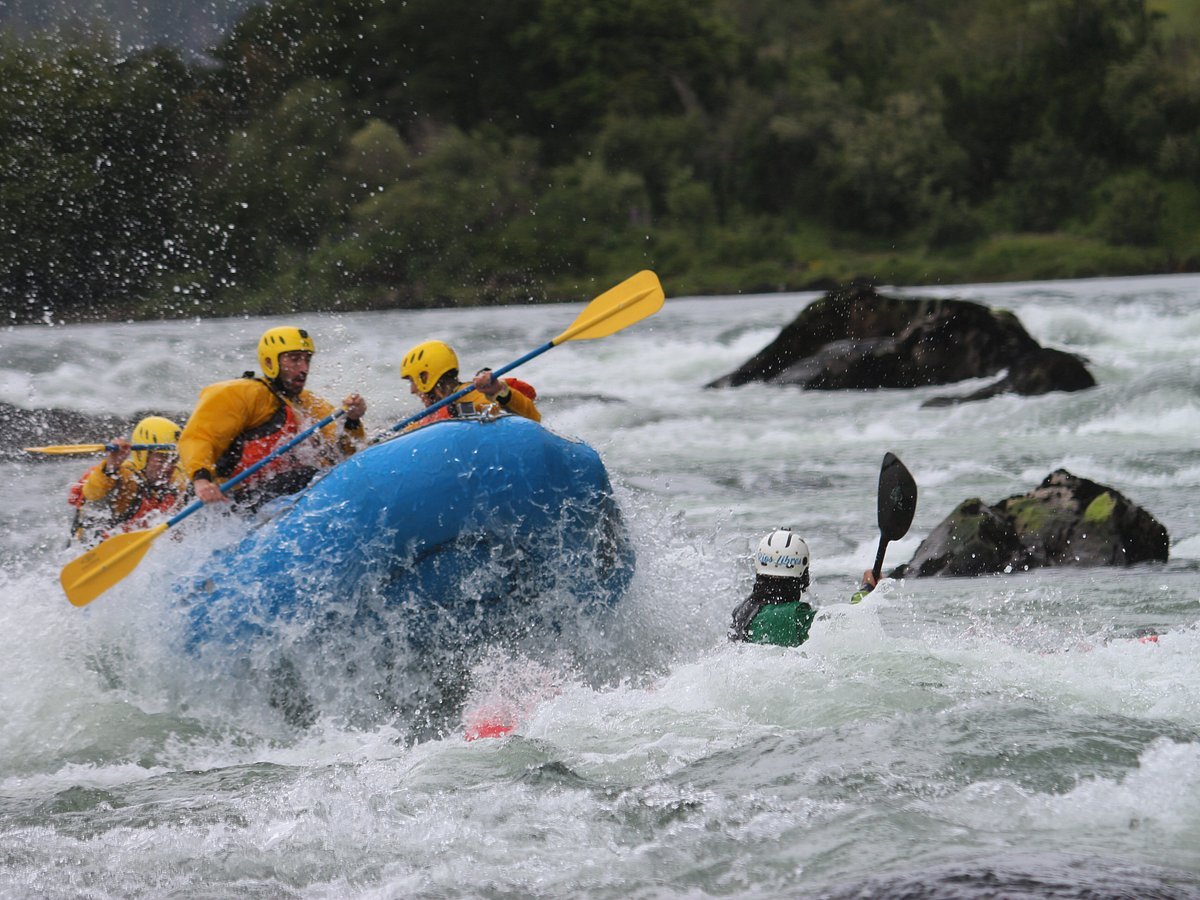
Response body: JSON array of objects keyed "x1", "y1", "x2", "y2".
[{"x1": 2, "y1": 274, "x2": 1199, "y2": 898}]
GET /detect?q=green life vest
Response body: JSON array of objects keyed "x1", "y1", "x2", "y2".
[{"x1": 745, "y1": 600, "x2": 816, "y2": 647}]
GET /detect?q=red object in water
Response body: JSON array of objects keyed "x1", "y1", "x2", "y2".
[
  {"x1": 503, "y1": 377, "x2": 537, "y2": 400},
  {"x1": 464, "y1": 720, "x2": 516, "y2": 741}
]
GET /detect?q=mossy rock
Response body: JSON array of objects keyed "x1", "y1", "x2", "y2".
[
  {"x1": 896, "y1": 470, "x2": 1169, "y2": 577},
  {"x1": 898, "y1": 498, "x2": 1026, "y2": 577},
  {"x1": 1000, "y1": 493, "x2": 1080, "y2": 566}
]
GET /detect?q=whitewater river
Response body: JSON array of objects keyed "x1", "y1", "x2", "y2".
[{"x1": 2, "y1": 274, "x2": 1199, "y2": 898}]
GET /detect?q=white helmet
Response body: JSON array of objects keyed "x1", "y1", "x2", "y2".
[{"x1": 754, "y1": 529, "x2": 810, "y2": 580}]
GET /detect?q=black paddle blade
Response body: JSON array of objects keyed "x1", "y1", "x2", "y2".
[{"x1": 877, "y1": 452, "x2": 918, "y2": 541}]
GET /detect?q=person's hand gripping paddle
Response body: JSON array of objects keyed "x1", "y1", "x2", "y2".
[
  {"x1": 373, "y1": 270, "x2": 665, "y2": 442},
  {"x1": 855, "y1": 452, "x2": 918, "y2": 598}
]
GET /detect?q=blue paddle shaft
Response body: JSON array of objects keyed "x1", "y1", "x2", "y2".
[{"x1": 165, "y1": 409, "x2": 346, "y2": 528}]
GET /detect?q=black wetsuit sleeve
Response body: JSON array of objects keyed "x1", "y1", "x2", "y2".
[{"x1": 729, "y1": 595, "x2": 760, "y2": 642}]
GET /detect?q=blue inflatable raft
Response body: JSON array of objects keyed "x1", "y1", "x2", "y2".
[{"x1": 179, "y1": 414, "x2": 634, "y2": 650}]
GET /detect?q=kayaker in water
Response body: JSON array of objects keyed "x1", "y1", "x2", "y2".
[
  {"x1": 67, "y1": 416, "x2": 189, "y2": 545},
  {"x1": 178, "y1": 326, "x2": 368, "y2": 511},
  {"x1": 729, "y1": 528, "x2": 881, "y2": 646},
  {"x1": 400, "y1": 340, "x2": 541, "y2": 429}
]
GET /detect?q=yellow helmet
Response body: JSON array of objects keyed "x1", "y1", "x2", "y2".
[
  {"x1": 401, "y1": 340, "x2": 458, "y2": 394},
  {"x1": 258, "y1": 326, "x2": 315, "y2": 378},
  {"x1": 131, "y1": 416, "x2": 181, "y2": 469}
]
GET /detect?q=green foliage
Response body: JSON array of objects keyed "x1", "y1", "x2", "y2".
[
  {"x1": 999, "y1": 132, "x2": 1104, "y2": 232},
  {"x1": 924, "y1": 192, "x2": 988, "y2": 252},
  {"x1": 818, "y1": 90, "x2": 969, "y2": 233},
  {"x1": 1092, "y1": 171, "x2": 1166, "y2": 246},
  {"x1": 298, "y1": 127, "x2": 550, "y2": 305},
  {"x1": 0, "y1": 32, "x2": 212, "y2": 320},
  {"x1": 596, "y1": 113, "x2": 708, "y2": 217},
  {"x1": 1157, "y1": 179, "x2": 1200, "y2": 266},
  {"x1": 965, "y1": 233, "x2": 1168, "y2": 281},
  {"x1": 2, "y1": 0, "x2": 1198, "y2": 323},
  {"x1": 514, "y1": 0, "x2": 741, "y2": 159},
  {"x1": 198, "y1": 78, "x2": 355, "y2": 294}
]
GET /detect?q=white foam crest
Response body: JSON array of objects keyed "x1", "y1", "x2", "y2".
[
  {"x1": 518, "y1": 650, "x2": 796, "y2": 776},
  {"x1": 1013, "y1": 458, "x2": 1200, "y2": 492},
  {"x1": 0, "y1": 566, "x2": 110, "y2": 775},
  {"x1": 1017, "y1": 300, "x2": 1200, "y2": 356},
  {"x1": 1172, "y1": 534, "x2": 1200, "y2": 560},
  {"x1": 912, "y1": 618, "x2": 1200, "y2": 726},
  {"x1": 0, "y1": 762, "x2": 176, "y2": 799},
  {"x1": 0, "y1": 367, "x2": 37, "y2": 401},
  {"x1": 506, "y1": 603, "x2": 941, "y2": 775},
  {"x1": 1077, "y1": 403, "x2": 1200, "y2": 438},
  {"x1": 1026, "y1": 738, "x2": 1200, "y2": 852},
  {"x1": 895, "y1": 272, "x2": 1200, "y2": 307},
  {"x1": 819, "y1": 536, "x2": 923, "y2": 578}
]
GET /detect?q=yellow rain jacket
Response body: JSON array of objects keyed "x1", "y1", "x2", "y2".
[
  {"x1": 464, "y1": 383, "x2": 540, "y2": 422},
  {"x1": 178, "y1": 376, "x2": 364, "y2": 484},
  {"x1": 71, "y1": 459, "x2": 189, "y2": 542}
]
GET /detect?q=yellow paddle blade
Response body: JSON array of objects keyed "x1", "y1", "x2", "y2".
[
  {"x1": 61, "y1": 523, "x2": 169, "y2": 607},
  {"x1": 553, "y1": 270, "x2": 665, "y2": 345},
  {"x1": 24, "y1": 444, "x2": 110, "y2": 455}
]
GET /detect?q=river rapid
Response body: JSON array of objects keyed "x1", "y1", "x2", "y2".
[{"x1": 2, "y1": 274, "x2": 1199, "y2": 898}]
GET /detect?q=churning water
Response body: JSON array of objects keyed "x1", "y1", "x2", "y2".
[{"x1": 2, "y1": 274, "x2": 1199, "y2": 898}]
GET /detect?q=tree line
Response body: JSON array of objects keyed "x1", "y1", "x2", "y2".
[{"x1": 2, "y1": 0, "x2": 1199, "y2": 324}]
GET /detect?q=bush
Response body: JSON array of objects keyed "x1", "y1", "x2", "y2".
[
  {"x1": 1091, "y1": 172, "x2": 1166, "y2": 246},
  {"x1": 924, "y1": 190, "x2": 987, "y2": 251},
  {"x1": 999, "y1": 134, "x2": 1102, "y2": 231}
]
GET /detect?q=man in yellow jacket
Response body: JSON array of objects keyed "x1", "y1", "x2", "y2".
[
  {"x1": 178, "y1": 326, "x2": 368, "y2": 511},
  {"x1": 399, "y1": 340, "x2": 541, "y2": 428}
]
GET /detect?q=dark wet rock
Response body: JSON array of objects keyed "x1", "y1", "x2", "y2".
[
  {"x1": 893, "y1": 470, "x2": 1169, "y2": 577},
  {"x1": 815, "y1": 852, "x2": 1200, "y2": 900},
  {"x1": 923, "y1": 346, "x2": 1095, "y2": 406},
  {"x1": 706, "y1": 283, "x2": 1095, "y2": 401},
  {"x1": 0, "y1": 401, "x2": 185, "y2": 461}
]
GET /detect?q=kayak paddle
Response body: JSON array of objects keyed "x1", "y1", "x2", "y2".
[
  {"x1": 25, "y1": 443, "x2": 175, "y2": 455},
  {"x1": 871, "y1": 451, "x2": 918, "y2": 582},
  {"x1": 373, "y1": 270, "x2": 665, "y2": 442},
  {"x1": 61, "y1": 409, "x2": 346, "y2": 607}
]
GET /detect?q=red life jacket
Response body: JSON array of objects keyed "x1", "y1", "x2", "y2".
[
  {"x1": 215, "y1": 378, "x2": 318, "y2": 486},
  {"x1": 118, "y1": 476, "x2": 182, "y2": 529},
  {"x1": 413, "y1": 405, "x2": 454, "y2": 428},
  {"x1": 67, "y1": 466, "x2": 183, "y2": 542},
  {"x1": 67, "y1": 472, "x2": 88, "y2": 509},
  {"x1": 410, "y1": 379, "x2": 542, "y2": 432},
  {"x1": 218, "y1": 402, "x2": 301, "y2": 480},
  {"x1": 504, "y1": 377, "x2": 536, "y2": 400}
]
